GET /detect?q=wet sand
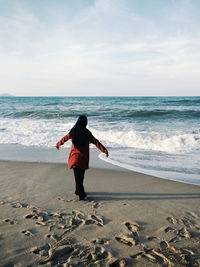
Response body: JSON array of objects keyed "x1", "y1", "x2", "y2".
[{"x1": 0, "y1": 160, "x2": 200, "y2": 266}]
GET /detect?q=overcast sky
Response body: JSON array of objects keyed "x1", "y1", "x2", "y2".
[{"x1": 0, "y1": 0, "x2": 200, "y2": 96}]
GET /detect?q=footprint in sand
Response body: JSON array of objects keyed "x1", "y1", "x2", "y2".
[
  {"x1": 166, "y1": 216, "x2": 176, "y2": 225},
  {"x1": 24, "y1": 213, "x2": 38, "y2": 219},
  {"x1": 49, "y1": 245, "x2": 73, "y2": 262},
  {"x1": 30, "y1": 244, "x2": 50, "y2": 257},
  {"x1": 169, "y1": 236, "x2": 179, "y2": 243},
  {"x1": 45, "y1": 234, "x2": 51, "y2": 239},
  {"x1": 35, "y1": 221, "x2": 47, "y2": 226},
  {"x1": 66, "y1": 256, "x2": 83, "y2": 266},
  {"x1": 30, "y1": 246, "x2": 41, "y2": 254},
  {"x1": 11, "y1": 202, "x2": 28, "y2": 208},
  {"x1": 46, "y1": 234, "x2": 59, "y2": 242},
  {"x1": 71, "y1": 216, "x2": 84, "y2": 227},
  {"x1": 84, "y1": 214, "x2": 104, "y2": 227},
  {"x1": 91, "y1": 214, "x2": 104, "y2": 226},
  {"x1": 141, "y1": 240, "x2": 199, "y2": 267},
  {"x1": 160, "y1": 240, "x2": 169, "y2": 250},
  {"x1": 147, "y1": 236, "x2": 159, "y2": 241},
  {"x1": 57, "y1": 197, "x2": 74, "y2": 202},
  {"x1": 88, "y1": 246, "x2": 111, "y2": 261},
  {"x1": 84, "y1": 218, "x2": 98, "y2": 227},
  {"x1": 142, "y1": 252, "x2": 158, "y2": 263},
  {"x1": 50, "y1": 211, "x2": 66, "y2": 218},
  {"x1": 164, "y1": 226, "x2": 174, "y2": 233},
  {"x1": 177, "y1": 226, "x2": 191, "y2": 238},
  {"x1": 40, "y1": 245, "x2": 74, "y2": 265},
  {"x1": 92, "y1": 202, "x2": 102, "y2": 209},
  {"x1": 181, "y1": 248, "x2": 195, "y2": 255},
  {"x1": 131, "y1": 252, "x2": 144, "y2": 259},
  {"x1": 185, "y1": 211, "x2": 199, "y2": 219},
  {"x1": 57, "y1": 197, "x2": 65, "y2": 201},
  {"x1": 21, "y1": 229, "x2": 33, "y2": 236},
  {"x1": 94, "y1": 247, "x2": 111, "y2": 260},
  {"x1": 3, "y1": 218, "x2": 17, "y2": 225},
  {"x1": 115, "y1": 234, "x2": 138, "y2": 246},
  {"x1": 91, "y1": 238, "x2": 110, "y2": 245},
  {"x1": 56, "y1": 223, "x2": 67, "y2": 229},
  {"x1": 110, "y1": 258, "x2": 127, "y2": 267},
  {"x1": 27, "y1": 205, "x2": 39, "y2": 211},
  {"x1": 181, "y1": 216, "x2": 197, "y2": 229},
  {"x1": 144, "y1": 248, "x2": 172, "y2": 266},
  {"x1": 78, "y1": 247, "x2": 92, "y2": 259},
  {"x1": 67, "y1": 245, "x2": 112, "y2": 265},
  {"x1": 72, "y1": 210, "x2": 86, "y2": 220},
  {"x1": 24, "y1": 211, "x2": 49, "y2": 227},
  {"x1": 52, "y1": 216, "x2": 83, "y2": 237},
  {"x1": 124, "y1": 221, "x2": 140, "y2": 236}
]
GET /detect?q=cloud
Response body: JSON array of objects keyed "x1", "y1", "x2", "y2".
[{"x1": 0, "y1": 0, "x2": 200, "y2": 95}]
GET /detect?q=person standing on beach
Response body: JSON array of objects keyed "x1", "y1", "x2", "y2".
[{"x1": 56, "y1": 115, "x2": 109, "y2": 200}]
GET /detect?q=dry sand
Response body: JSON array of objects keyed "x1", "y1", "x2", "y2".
[{"x1": 0, "y1": 160, "x2": 200, "y2": 266}]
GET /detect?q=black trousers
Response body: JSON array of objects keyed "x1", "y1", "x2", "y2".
[{"x1": 73, "y1": 167, "x2": 86, "y2": 199}]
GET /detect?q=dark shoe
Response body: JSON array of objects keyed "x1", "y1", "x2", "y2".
[
  {"x1": 79, "y1": 193, "x2": 87, "y2": 201},
  {"x1": 74, "y1": 191, "x2": 78, "y2": 195}
]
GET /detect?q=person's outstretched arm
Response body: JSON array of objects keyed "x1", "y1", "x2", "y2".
[
  {"x1": 56, "y1": 133, "x2": 70, "y2": 149},
  {"x1": 92, "y1": 137, "x2": 109, "y2": 157}
]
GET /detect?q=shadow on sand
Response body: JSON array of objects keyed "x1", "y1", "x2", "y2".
[{"x1": 87, "y1": 192, "x2": 200, "y2": 201}]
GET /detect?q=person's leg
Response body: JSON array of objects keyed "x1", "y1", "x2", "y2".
[
  {"x1": 74, "y1": 175, "x2": 79, "y2": 195},
  {"x1": 73, "y1": 168, "x2": 86, "y2": 200},
  {"x1": 75, "y1": 168, "x2": 86, "y2": 199},
  {"x1": 78, "y1": 168, "x2": 86, "y2": 199}
]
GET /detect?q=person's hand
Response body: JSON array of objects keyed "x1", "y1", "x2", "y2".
[{"x1": 56, "y1": 144, "x2": 60, "y2": 150}]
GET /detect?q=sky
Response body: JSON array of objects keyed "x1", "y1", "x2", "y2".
[{"x1": 0, "y1": 0, "x2": 200, "y2": 96}]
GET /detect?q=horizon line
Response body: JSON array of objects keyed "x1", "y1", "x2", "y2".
[{"x1": 1, "y1": 95, "x2": 200, "y2": 98}]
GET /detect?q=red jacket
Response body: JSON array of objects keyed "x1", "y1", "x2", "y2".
[{"x1": 56, "y1": 132, "x2": 108, "y2": 170}]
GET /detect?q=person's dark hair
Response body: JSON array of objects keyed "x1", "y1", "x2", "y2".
[{"x1": 70, "y1": 115, "x2": 89, "y2": 147}]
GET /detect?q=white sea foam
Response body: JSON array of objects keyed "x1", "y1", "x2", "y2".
[
  {"x1": 91, "y1": 128, "x2": 200, "y2": 153},
  {"x1": 0, "y1": 118, "x2": 74, "y2": 147},
  {"x1": 0, "y1": 118, "x2": 199, "y2": 154}
]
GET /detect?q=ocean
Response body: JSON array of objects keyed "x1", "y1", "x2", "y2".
[{"x1": 0, "y1": 96, "x2": 200, "y2": 185}]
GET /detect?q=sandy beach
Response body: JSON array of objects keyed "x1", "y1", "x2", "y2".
[{"x1": 0, "y1": 160, "x2": 200, "y2": 267}]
